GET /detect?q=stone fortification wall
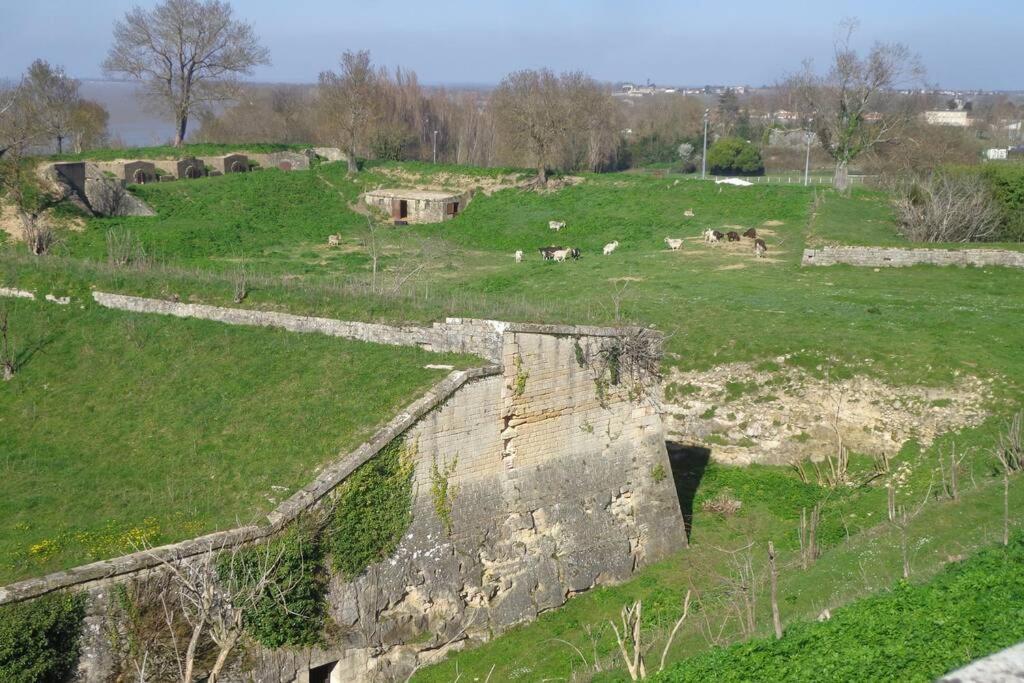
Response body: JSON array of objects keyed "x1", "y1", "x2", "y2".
[
  {"x1": 1, "y1": 293, "x2": 685, "y2": 682},
  {"x1": 802, "y1": 246, "x2": 1024, "y2": 269}
]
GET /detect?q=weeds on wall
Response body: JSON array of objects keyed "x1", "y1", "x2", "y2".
[
  {"x1": 431, "y1": 454, "x2": 459, "y2": 536},
  {"x1": 327, "y1": 438, "x2": 416, "y2": 579},
  {"x1": 513, "y1": 352, "x2": 529, "y2": 397},
  {"x1": 0, "y1": 592, "x2": 86, "y2": 683}
]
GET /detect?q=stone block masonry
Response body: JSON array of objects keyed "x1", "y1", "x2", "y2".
[
  {"x1": 802, "y1": 246, "x2": 1024, "y2": 269},
  {"x1": 3, "y1": 293, "x2": 687, "y2": 682}
]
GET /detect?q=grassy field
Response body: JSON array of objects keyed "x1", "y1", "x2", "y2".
[
  {"x1": 3, "y1": 156, "x2": 1024, "y2": 676},
  {"x1": 0, "y1": 297, "x2": 474, "y2": 583}
]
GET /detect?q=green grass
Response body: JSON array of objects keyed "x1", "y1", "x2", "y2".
[
  {"x1": 0, "y1": 297, "x2": 475, "y2": 583},
  {"x1": 654, "y1": 536, "x2": 1024, "y2": 682}
]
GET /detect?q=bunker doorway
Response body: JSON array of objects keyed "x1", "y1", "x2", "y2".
[
  {"x1": 446, "y1": 201, "x2": 460, "y2": 216},
  {"x1": 308, "y1": 661, "x2": 339, "y2": 683}
]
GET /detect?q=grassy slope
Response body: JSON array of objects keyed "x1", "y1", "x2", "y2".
[
  {"x1": 0, "y1": 298, "x2": 474, "y2": 583},
  {"x1": 39, "y1": 166, "x2": 1024, "y2": 392}
]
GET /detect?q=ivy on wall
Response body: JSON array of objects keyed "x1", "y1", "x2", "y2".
[{"x1": 0, "y1": 592, "x2": 86, "y2": 683}]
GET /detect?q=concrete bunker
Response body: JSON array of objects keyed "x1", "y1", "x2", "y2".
[
  {"x1": 176, "y1": 157, "x2": 205, "y2": 179},
  {"x1": 204, "y1": 153, "x2": 250, "y2": 174},
  {"x1": 122, "y1": 161, "x2": 156, "y2": 185},
  {"x1": 363, "y1": 188, "x2": 468, "y2": 225}
]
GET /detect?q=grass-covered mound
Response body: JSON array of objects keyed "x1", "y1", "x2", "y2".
[
  {"x1": 654, "y1": 536, "x2": 1024, "y2": 682},
  {"x1": 0, "y1": 297, "x2": 474, "y2": 583}
]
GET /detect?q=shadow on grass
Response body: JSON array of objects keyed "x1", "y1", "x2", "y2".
[
  {"x1": 667, "y1": 441, "x2": 711, "y2": 542},
  {"x1": 13, "y1": 330, "x2": 60, "y2": 373}
]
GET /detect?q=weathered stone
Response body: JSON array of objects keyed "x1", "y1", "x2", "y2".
[{"x1": 802, "y1": 246, "x2": 1024, "y2": 270}]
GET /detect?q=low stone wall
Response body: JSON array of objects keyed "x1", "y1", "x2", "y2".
[
  {"x1": 802, "y1": 246, "x2": 1024, "y2": 269},
  {"x1": 92, "y1": 292, "x2": 508, "y2": 363}
]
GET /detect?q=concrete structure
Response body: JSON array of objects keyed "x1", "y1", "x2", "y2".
[
  {"x1": 203, "y1": 153, "x2": 250, "y2": 174},
  {"x1": 41, "y1": 163, "x2": 155, "y2": 217},
  {"x1": 363, "y1": 188, "x2": 468, "y2": 224},
  {"x1": 802, "y1": 246, "x2": 1024, "y2": 270},
  {"x1": 924, "y1": 110, "x2": 973, "y2": 127},
  {"x1": 252, "y1": 150, "x2": 312, "y2": 171},
  {"x1": 122, "y1": 161, "x2": 157, "y2": 184},
  {"x1": 2, "y1": 294, "x2": 686, "y2": 682},
  {"x1": 175, "y1": 157, "x2": 205, "y2": 179},
  {"x1": 940, "y1": 641, "x2": 1024, "y2": 681},
  {"x1": 51, "y1": 161, "x2": 87, "y2": 198}
]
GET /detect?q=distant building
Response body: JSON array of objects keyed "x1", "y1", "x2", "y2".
[
  {"x1": 985, "y1": 148, "x2": 1009, "y2": 161},
  {"x1": 924, "y1": 110, "x2": 973, "y2": 127},
  {"x1": 363, "y1": 188, "x2": 469, "y2": 225}
]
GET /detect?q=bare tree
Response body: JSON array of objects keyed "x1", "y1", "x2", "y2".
[
  {"x1": 609, "y1": 600, "x2": 647, "y2": 681},
  {"x1": 1, "y1": 308, "x2": 15, "y2": 381},
  {"x1": 798, "y1": 503, "x2": 821, "y2": 569},
  {"x1": 892, "y1": 172, "x2": 1004, "y2": 243},
  {"x1": 491, "y1": 69, "x2": 569, "y2": 185},
  {"x1": 22, "y1": 60, "x2": 81, "y2": 154},
  {"x1": 318, "y1": 50, "x2": 378, "y2": 174},
  {"x1": 994, "y1": 412, "x2": 1022, "y2": 547},
  {"x1": 0, "y1": 77, "x2": 39, "y2": 160},
  {"x1": 767, "y1": 541, "x2": 783, "y2": 639},
  {"x1": 103, "y1": 0, "x2": 270, "y2": 147},
  {"x1": 790, "y1": 19, "x2": 924, "y2": 191}
]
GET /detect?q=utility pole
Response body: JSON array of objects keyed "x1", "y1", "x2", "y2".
[
  {"x1": 804, "y1": 120, "x2": 813, "y2": 187},
  {"x1": 433, "y1": 130, "x2": 438, "y2": 164},
  {"x1": 701, "y1": 108, "x2": 709, "y2": 179}
]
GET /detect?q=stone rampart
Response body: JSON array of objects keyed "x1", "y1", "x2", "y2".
[{"x1": 802, "y1": 246, "x2": 1024, "y2": 269}]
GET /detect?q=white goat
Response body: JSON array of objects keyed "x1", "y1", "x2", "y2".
[
  {"x1": 327, "y1": 234, "x2": 341, "y2": 247},
  {"x1": 552, "y1": 248, "x2": 571, "y2": 262},
  {"x1": 702, "y1": 229, "x2": 719, "y2": 244},
  {"x1": 549, "y1": 220, "x2": 566, "y2": 231},
  {"x1": 684, "y1": 208, "x2": 695, "y2": 217},
  {"x1": 603, "y1": 241, "x2": 619, "y2": 256},
  {"x1": 664, "y1": 237, "x2": 683, "y2": 251},
  {"x1": 514, "y1": 249, "x2": 524, "y2": 263}
]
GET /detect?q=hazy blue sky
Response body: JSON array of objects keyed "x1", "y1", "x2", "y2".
[{"x1": 2, "y1": 0, "x2": 1021, "y2": 90}]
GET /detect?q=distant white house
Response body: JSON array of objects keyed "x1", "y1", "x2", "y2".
[
  {"x1": 924, "y1": 110, "x2": 972, "y2": 127},
  {"x1": 985, "y1": 148, "x2": 1009, "y2": 161}
]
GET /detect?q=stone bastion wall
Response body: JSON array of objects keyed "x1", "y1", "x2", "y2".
[
  {"x1": 802, "y1": 246, "x2": 1024, "y2": 269},
  {"x1": 0, "y1": 292, "x2": 686, "y2": 682}
]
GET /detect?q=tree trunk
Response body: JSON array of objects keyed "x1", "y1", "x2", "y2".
[
  {"x1": 833, "y1": 160, "x2": 850, "y2": 193},
  {"x1": 768, "y1": 541, "x2": 783, "y2": 640},
  {"x1": 174, "y1": 115, "x2": 189, "y2": 148},
  {"x1": 537, "y1": 165, "x2": 547, "y2": 186},
  {"x1": 56, "y1": 135, "x2": 63, "y2": 155},
  {"x1": 347, "y1": 145, "x2": 358, "y2": 174}
]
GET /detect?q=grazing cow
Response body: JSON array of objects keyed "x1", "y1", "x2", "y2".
[
  {"x1": 515, "y1": 250, "x2": 524, "y2": 263},
  {"x1": 552, "y1": 248, "x2": 571, "y2": 262},
  {"x1": 684, "y1": 208, "x2": 695, "y2": 217},
  {"x1": 743, "y1": 227, "x2": 757, "y2": 239},
  {"x1": 726, "y1": 231, "x2": 741, "y2": 242},
  {"x1": 664, "y1": 237, "x2": 683, "y2": 250},
  {"x1": 327, "y1": 234, "x2": 341, "y2": 247},
  {"x1": 754, "y1": 238, "x2": 767, "y2": 257},
  {"x1": 538, "y1": 246, "x2": 565, "y2": 260},
  {"x1": 603, "y1": 240, "x2": 619, "y2": 255},
  {"x1": 549, "y1": 220, "x2": 566, "y2": 231}
]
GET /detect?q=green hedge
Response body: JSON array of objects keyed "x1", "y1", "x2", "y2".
[
  {"x1": 979, "y1": 164, "x2": 1024, "y2": 241},
  {"x1": 654, "y1": 535, "x2": 1024, "y2": 682},
  {"x1": 707, "y1": 137, "x2": 764, "y2": 176},
  {"x1": 0, "y1": 592, "x2": 86, "y2": 683}
]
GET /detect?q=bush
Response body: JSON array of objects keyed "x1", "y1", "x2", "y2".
[
  {"x1": 0, "y1": 592, "x2": 86, "y2": 683},
  {"x1": 654, "y1": 536, "x2": 1024, "y2": 682},
  {"x1": 979, "y1": 163, "x2": 1024, "y2": 241},
  {"x1": 893, "y1": 172, "x2": 1004, "y2": 242},
  {"x1": 326, "y1": 438, "x2": 416, "y2": 579},
  {"x1": 707, "y1": 137, "x2": 764, "y2": 176},
  {"x1": 231, "y1": 523, "x2": 328, "y2": 649}
]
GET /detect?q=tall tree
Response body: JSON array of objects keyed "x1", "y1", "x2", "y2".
[
  {"x1": 790, "y1": 19, "x2": 924, "y2": 191},
  {"x1": 69, "y1": 100, "x2": 110, "y2": 153},
  {"x1": 22, "y1": 60, "x2": 81, "y2": 154},
  {"x1": 317, "y1": 50, "x2": 379, "y2": 174},
  {"x1": 491, "y1": 69, "x2": 569, "y2": 185},
  {"x1": 103, "y1": 0, "x2": 270, "y2": 147}
]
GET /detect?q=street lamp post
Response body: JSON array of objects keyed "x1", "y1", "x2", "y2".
[
  {"x1": 433, "y1": 130, "x2": 438, "y2": 164},
  {"x1": 701, "y1": 108, "x2": 709, "y2": 180}
]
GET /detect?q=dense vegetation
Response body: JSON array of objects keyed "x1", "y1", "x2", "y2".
[
  {"x1": 654, "y1": 536, "x2": 1024, "y2": 682},
  {"x1": 707, "y1": 137, "x2": 765, "y2": 175},
  {"x1": 0, "y1": 298, "x2": 473, "y2": 582},
  {"x1": 0, "y1": 592, "x2": 86, "y2": 682}
]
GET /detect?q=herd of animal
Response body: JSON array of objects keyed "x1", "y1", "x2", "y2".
[{"x1": 516, "y1": 219, "x2": 769, "y2": 262}]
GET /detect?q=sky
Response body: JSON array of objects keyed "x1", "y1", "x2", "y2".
[{"x1": 1, "y1": 0, "x2": 1022, "y2": 90}]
